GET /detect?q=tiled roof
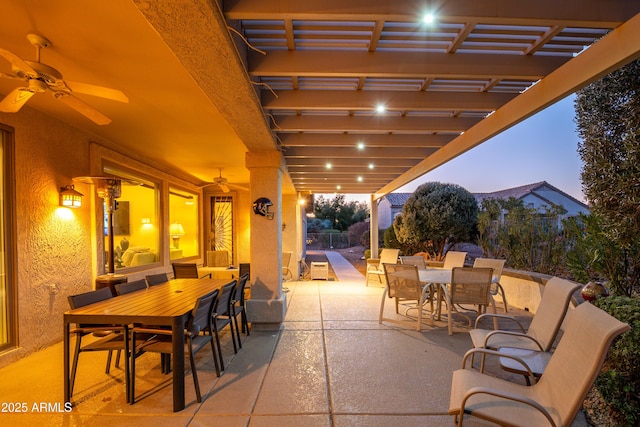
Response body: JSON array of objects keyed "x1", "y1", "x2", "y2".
[
  {"x1": 384, "y1": 181, "x2": 589, "y2": 209},
  {"x1": 385, "y1": 193, "x2": 412, "y2": 207},
  {"x1": 473, "y1": 181, "x2": 549, "y2": 204}
]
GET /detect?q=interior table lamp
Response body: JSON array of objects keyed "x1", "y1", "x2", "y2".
[{"x1": 170, "y1": 222, "x2": 185, "y2": 249}]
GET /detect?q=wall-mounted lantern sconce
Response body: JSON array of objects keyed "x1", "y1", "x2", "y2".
[
  {"x1": 59, "y1": 184, "x2": 83, "y2": 208},
  {"x1": 141, "y1": 217, "x2": 151, "y2": 224},
  {"x1": 170, "y1": 222, "x2": 185, "y2": 248}
]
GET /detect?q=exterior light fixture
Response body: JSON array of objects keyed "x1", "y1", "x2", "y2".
[
  {"x1": 59, "y1": 184, "x2": 83, "y2": 208},
  {"x1": 170, "y1": 222, "x2": 185, "y2": 248}
]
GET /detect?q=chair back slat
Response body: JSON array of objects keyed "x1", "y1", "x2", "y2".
[
  {"x1": 187, "y1": 289, "x2": 218, "y2": 335},
  {"x1": 442, "y1": 251, "x2": 467, "y2": 269},
  {"x1": 536, "y1": 302, "x2": 630, "y2": 425},
  {"x1": 472, "y1": 258, "x2": 505, "y2": 280},
  {"x1": 400, "y1": 256, "x2": 427, "y2": 270},
  {"x1": 172, "y1": 263, "x2": 200, "y2": 279},
  {"x1": 68, "y1": 287, "x2": 113, "y2": 309},
  {"x1": 145, "y1": 272, "x2": 169, "y2": 286},
  {"x1": 234, "y1": 274, "x2": 249, "y2": 304},
  {"x1": 215, "y1": 280, "x2": 236, "y2": 317},
  {"x1": 115, "y1": 279, "x2": 147, "y2": 295},
  {"x1": 527, "y1": 277, "x2": 580, "y2": 350},
  {"x1": 383, "y1": 263, "x2": 421, "y2": 299},
  {"x1": 450, "y1": 267, "x2": 493, "y2": 306}
]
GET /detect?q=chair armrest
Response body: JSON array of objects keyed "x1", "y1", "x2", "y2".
[
  {"x1": 459, "y1": 386, "x2": 557, "y2": 427},
  {"x1": 199, "y1": 273, "x2": 212, "y2": 279},
  {"x1": 461, "y1": 348, "x2": 537, "y2": 384},
  {"x1": 483, "y1": 330, "x2": 545, "y2": 351},
  {"x1": 474, "y1": 313, "x2": 525, "y2": 331}
]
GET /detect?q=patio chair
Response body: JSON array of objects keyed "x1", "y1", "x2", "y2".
[
  {"x1": 172, "y1": 262, "x2": 212, "y2": 279},
  {"x1": 130, "y1": 288, "x2": 220, "y2": 403},
  {"x1": 232, "y1": 273, "x2": 250, "y2": 336},
  {"x1": 399, "y1": 255, "x2": 427, "y2": 270},
  {"x1": 442, "y1": 267, "x2": 495, "y2": 335},
  {"x1": 449, "y1": 301, "x2": 630, "y2": 427},
  {"x1": 282, "y1": 251, "x2": 293, "y2": 280},
  {"x1": 442, "y1": 251, "x2": 468, "y2": 269},
  {"x1": 472, "y1": 258, "x2": 508, "y2": 312},
  {"x1": 145, "y1": 272, "x2": 169, "y2": 286},
  {"x1": 212, "y1": 280, "x2": 239, "y2": 370},
  {"x1": 379, "y1": 263, "x2": 432, "y2": 331},
  {"x1": 67, "y1": 287, "x2": 128, "y2": 398},
  {"x1": 469, "y1": 276, "x2": 579, "y2": 371},
  {"x1": 366, "y1": 248, "x2": 400, "y2": 286},
  {"x1": 115, "y1": 279, "x2": 148, "y2": 295}
]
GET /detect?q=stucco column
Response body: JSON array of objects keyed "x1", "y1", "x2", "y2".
[
  {"x1": 245, "y1": 151, "x2": 286, "y2": 330},
  {"x1": 370, "y1": 195, "x2": 379, "y2": 256}
]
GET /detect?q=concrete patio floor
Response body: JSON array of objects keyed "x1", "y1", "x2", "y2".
[{"x1": 0, "y1": 251, "x2": 589, "y2": 426}]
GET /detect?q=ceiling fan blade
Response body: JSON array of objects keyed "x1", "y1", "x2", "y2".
[
  {"x1": 219, "y1": 183, "x2": 230, "y2": 193},
  {"x1": 55, "y1": 93, "x2": 112, "y2": 125},
  {"x1": 0, "y1": 48, "x2": 37, "y2": 74},
  {"x1": 0, "y1": 87, "x2": 35, "y2": 112},
  {"x1": 66, "y1": 81, "x2": 129, "y2": 103},
  {"x1": 0, "y1": 72, "x2": 24, "y2": 82}
]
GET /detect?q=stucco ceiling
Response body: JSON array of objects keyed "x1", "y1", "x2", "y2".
[{"x1": 1, "y1": 1, "x2": 640, "y2": 199}]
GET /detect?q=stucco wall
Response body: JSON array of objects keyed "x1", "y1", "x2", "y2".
[{"x1": 1, "y1": 107, "x2": 97, "y2": 368}]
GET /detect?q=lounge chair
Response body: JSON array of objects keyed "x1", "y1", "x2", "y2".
[{"x1": 449, "y1": 301, "x2": 630, "y2": 426}]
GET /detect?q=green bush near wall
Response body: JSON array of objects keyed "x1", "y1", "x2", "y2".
[{"x1": 592, "y1": 296, "x2": 640, "y2": 426}]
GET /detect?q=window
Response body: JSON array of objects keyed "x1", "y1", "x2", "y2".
[
  {"x1": 103, "y1": 166, "x2": 159, "y2": 271},
  {"x1": 0, "y1": 125, "x2": 15, "y2": 351},
  {"x1": 169, "y1": 187, "x2": 199, "y2": 259}
]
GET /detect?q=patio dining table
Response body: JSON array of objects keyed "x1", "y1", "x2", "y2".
[{"x1": 63, "y1": 276, "x2": 230, "y2": 412}]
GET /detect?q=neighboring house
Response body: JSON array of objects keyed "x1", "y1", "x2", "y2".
[
  {"x1": 474, "y1": 181, "x2": 590, "y2": 221},
  {"x1": 378, "y1": 193, "x2": 412, "y2": 229},
  {"x1": 378, "y1": 181, "x2": 590, "y2": 229}
]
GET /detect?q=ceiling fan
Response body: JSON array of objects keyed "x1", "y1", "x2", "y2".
[
  {"x1": 200, "y1": 168, "x2": 249, "y2": 193},
  {"x1": 0, "y1": 33, "x2": 128, "y2": 125}
]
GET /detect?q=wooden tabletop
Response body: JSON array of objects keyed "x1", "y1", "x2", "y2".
[{"x1": 64, "y1": 277, "x2": 232, "y2": 326}]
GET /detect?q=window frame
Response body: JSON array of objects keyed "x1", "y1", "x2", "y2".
[{"x1": 0, "y1": 124, "x2": 17, "y2": 352}]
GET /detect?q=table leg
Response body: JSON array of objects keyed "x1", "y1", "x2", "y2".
[
  {"x1": 63, "y1": 319, "x2": 70, "y2": 405},
  {"x1": 172, "y1": 318, "x2": 185, "y2": 412}
]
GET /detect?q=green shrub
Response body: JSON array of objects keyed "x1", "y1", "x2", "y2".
[{"x1": 592, "y1": 296, "x2": 640, "y2": 426}]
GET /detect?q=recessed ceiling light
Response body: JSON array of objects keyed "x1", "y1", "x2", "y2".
[
  {"x1": 376, "y1": 104, "x2": 386, "y2": 114},
  {"x1": 326, "y1": 162, "x2": 332, "y2": 169},
  {"x1": 336, "y1": 185, "x2": 341, "y2": 190},
  {"x1": 357, "y1": 176, "x2": 363, "y2": 182},
  {"x1": 423, "y1": 13, "x2": 435, "y2": 24},
  {"x1": 368, "y1": 163, "x2": 375, "y2": 169},
  {"x1": 357, "y1": 142, "x2": 365, "y2": 150}
]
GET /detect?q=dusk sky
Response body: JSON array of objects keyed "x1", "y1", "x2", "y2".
[{"x1": 340, "y1": 94, "x2": 586, "y2": 205}]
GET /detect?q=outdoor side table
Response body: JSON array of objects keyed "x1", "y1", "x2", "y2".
[{"x1": 310, "y1": 262, "x2": 329, "y2": 280}]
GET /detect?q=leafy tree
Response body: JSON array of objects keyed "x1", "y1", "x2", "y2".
[
  {"x1": 313, "y1": 194, "x2": 369, "y2": 232},
  {"x1": 564, "y1": 213, "x2": 628, "y2": 291},
  {"x1": 347, "y1": 221, "x2": 369, "y2": 247},
  {"x1": 478, "y1": 197, "x2": 567, "y2": 275},
  {"x1": 393, "y1": 182, "x2": 478, "y2": 260},
  {"x1": 575, "y1": 57, "x2": 640, "y2": 296}
]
